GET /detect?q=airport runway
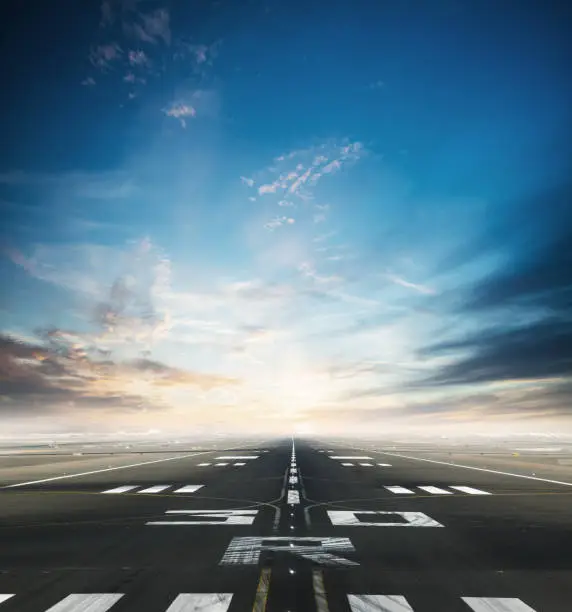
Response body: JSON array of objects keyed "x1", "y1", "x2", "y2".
[{"x1": 1, "y1": 438, "x2": 571, "y2": 611}]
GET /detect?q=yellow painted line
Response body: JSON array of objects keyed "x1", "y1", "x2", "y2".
[
  {"x1": 312, "y1": 569, "x2": 330, "y2": 612},
  {"x1": 252, "y1": 567, "x2": 271, "y2": 612}
]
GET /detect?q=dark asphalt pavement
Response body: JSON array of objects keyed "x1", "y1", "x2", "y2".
[{"x1": 0, "y1": 438, "x2": 571, "y2": 611}]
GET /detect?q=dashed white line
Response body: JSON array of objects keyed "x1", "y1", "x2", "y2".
[
  {"x1": 462, "y1": 597, "x2": 537, "y2": 612},
  {"x1": 331, "y1": 456, "x2": 373, "y2": 460},
  {"x1": 341, "y1": 463, "x2": 354, "y2": 467},
  {"x1": 216, "y1": 456, "x2": 259, "y2": 460},
  {"x1": 197, "y1": 463, "x2": 211, "y2": 467},
  {"x1": 174, "y1": 485, "x2": 204, "y2": 494},
  {"x1": 102, "y1": 485, "x2": 138, "y2": 494},
  {"x1": 450, "y1": 486, "x2": 492, "y2": 495},
  {"x1": 418, "y1": 486, "x2": 452, "y2": 495},
  {"x1": 215, "y1": 463, "x2": 229, "y2": 467},
  {"x1": 137, "y1": 485, "x2": 170, "y2": 494},
  {"x1": 384, "y1": 486, "x2": 415, "y2": 494},
  {"x1": 44, "y1": 593, "x2": 124, "y2": 612},
  {"x1": 348, "y1": 594, "x2": 414, "y2": 612},
  {"x1": 359, "y1": 463, "x2": 374, "y2": 467},
  {"x1": 377, "y1": 463, "x2": 392, "y2": 467},
  {"x1": 233, "y1": 462, "x2": 246, "y2": 466},
  {"x1": 165, "y1": 593, "x2": 233, "y2": 612}
]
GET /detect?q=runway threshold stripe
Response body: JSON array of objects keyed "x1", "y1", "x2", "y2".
[
  {"x1": 341, "y1": 463, "x2": 354, "y2": 466},
  {"x1": 215, "y1": 463, "x2": 229, "y2": 466},
  {"x1": 137, "y1": 485, "x2": 170, "y2": 494},
  {"x1": 312, "y1": 570, "x2": 330, "y2": 612},
  {"x1": 462, "y1": 597, "x2": 537, "y2": 611},
  {"x1": 44, "y1": 593, "x2": 124, "y2": 612},
  {"x1": 252, "y1": 568, "x2": 271, "y2": 612},
  {"x1": 418, "y1": 486, "x2": 453, "y2": 494},
  {"x1": 331, "y1": 456, "x2": 373, "y2": 460},
  {"x1": 359, "y1": 463, "x2": 374, "y2": 467},
  {"x1": 385, "y1": 486, "x2": 414, "y2": 494},
  {"x1": 377, "y1": 463, "x2": 392, "y2": 467},
  {"x1": 174, "y1": 485, "x2": 204, "y2": 493},
  {"x1": 347, "y1": 594, "x2": 414, "y2": 611},
  {"x1": 0, "y1": 595, "x2": 14, "y2": 605},
  {"x1": 450, "y1": 486, "x2": 491, "y2": 495},
  {"x1": 197, "y1": 463, "x2": 211, "y2": 466},
  {"x1": 234, "y1": 462, "x2": 246, "y2": 466},
  {"x1": 102, "y1": 486, "x2": 137, "y2": 494},
  {"x1": 165, "y1": 593, "x2": 233, "y2": 612}
]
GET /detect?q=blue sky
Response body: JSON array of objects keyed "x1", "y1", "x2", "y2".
[{"x1": 1, "y1": 0, "x2": 571, "y2": 436}]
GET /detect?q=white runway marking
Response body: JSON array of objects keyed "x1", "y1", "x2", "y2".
[
  {"x1": 214, "y1": 463, "x2": 229, "y2": 467},
  {"x1": 331, "y1": 456, "x2": 373, "y2": 460},
  {"x1": 216, "y1": 456, "x2": 259, "y2": 460},
  {"x1": 102, "y1": 485, "x2": 137, "y2": 494},
  {"x1": 312, "y1": 570, "x2": 330, "y2": 612},
  {"x1": 289, "y1": 476, "x2": 299, "y2": 484},
  {"x1": 220, "y1": 536, "x2": 358, "y2": 567},
  {"x1": 462, "y1": 597, "x2": 537, "y2": 611},
  {"x1": 341, "y1": 463, "x2": 354, "y2": 466},
  {"x1": 165, "y1": 593, "x2": 233, "y2": 612},
  {"x1": 450, "y1": 486, "x2": 492, "y2": 495},
  {"x1": 328, "y1": 510, "x2": 444, "y2": 527},
  {"x1": 418, "y1": 486, "x2": 452, "y2": 495},
  {"x1": 44, "y1": 593, "x2": 123, "y2": 612},
  {"x1": 385, "y1": 486, "x2": 415, "y2": 494},
  {"x1": 147, "y1": 509, "x2": 258, "y2": 526},
  {"x1": 137, "y1": 485, "x2": 170, "y2": 494},
  {"x1": 348, "y1": 594, "x2": 414, "y2": 611},
  {"x1": 377, "y1": 463, "x2": 392, "y2": 467},
  {"x1": 3, "y1": 452, "x2": 207, "y2": 489},
  {"x1": 359, "y1": 463, "x2": 374, "y2": 467},
  {"x1": 376, "y1": 451, "x2": 572, "y2": 487},
  {"x1": 233, "y1": 462, "x2": 246, "y2": 466},
  {"x1": 197, "y1": 463, "x2": 211, "y2": 467},
  {"x1": 174, "y1": 485, "x2": 204, "y2": 493},
  {"x1": 290, "y1": 467, "x2": 297, "y2": 474},
  {"x1": 288, "y1": 490, "x2": 300, "y2": 504},
  {"x1": 0, "y1": 595, "x2": 14, "y2": 605}
]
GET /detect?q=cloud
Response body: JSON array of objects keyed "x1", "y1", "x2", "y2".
[
  {"x1": 163, "y1": 102, "x2": 196, "y2": 127},
  {"x1": 385, "y1": 273, "x2": 437, "y2": 295},
  {"x1": 420, "y1": 177, "x2": 572, "y2": 391}
]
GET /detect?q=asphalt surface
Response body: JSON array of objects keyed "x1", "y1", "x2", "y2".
[{"x1": 0, "y1": 438, "x2": 571, "y2": 611}]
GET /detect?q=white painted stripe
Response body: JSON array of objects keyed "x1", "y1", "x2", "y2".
[
  {"x1": 0, "y1": 595, "x2": 15, "y2": 604},
  {"x1": 462, "y1": 597, "x2": 537, "y2": 612},
  {"x1": 148, "y1": 510, "x2": 258, "y2": 526},
  {"x1": 359, "y1": 463, "x2": 374, "y2": 467},
  {"x1": 101, "y1": 485, "x2": 137, "y2": 494},
  {"x1": 137, "y1": 485, "x2": 170, "y2": 494},
  {"x1": 215, "y1": 463, "x2": 229, "y2": 466},
  {"x1": 289, "y1": 476, "x2": 299, "y2": 484},
  {"x1": 328, "y1": 510, "x2": 444, "y2": 527},
  {"x1": 331, "y1": 456, "x2": 372, "y2": 460},
  {"x1": 165, "y1": 593, "x2": 233, "y2": 612},
  {"x1": 197, "y1": 463, "x2": 211, "y2": 467},
  {"x1": 450, "y1": 486, "x2": 491, "y2": 495},
  {"x1": 2, "y1": 452, "x2": 207, "y2": 489},
  {"x1": 216, "y1": 456, "x2": 259, "y2": 460},
  {"x1": 418, "y1": 486, "x2": 453, "y2": 495},
  {"x1": 348, "y1": 594, "x2": 414, "y2": 612},
  {"x1": 44, "y1": 593, "x2": 123, "y2": 612},
  {"x1": 288, "y1": 490, "x2": 300, "y2": 504},
  {"x1": 290, "y1": 468, "x2": 297, "y2": 474},
  {"x1": 174, "y1": 485, "x2": 204, "y2": 493},
  {"x1": 341, "y1": 463, "x2": 354, "y2": 466},
  {"x1": 233, "y1": 462, "x2": 246, "y2": 466},
  {"x1": 377, "y1": 463, "x2": 392, "y2": 467},
  {"x1": 385, "y1": 486, "x2": 414, "y2": 494},
  {"x1": 376, "y1": 450, "x2": 572, "y2": 487}
]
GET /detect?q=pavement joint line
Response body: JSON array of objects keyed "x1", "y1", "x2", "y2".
[{"x1": 1, "y1": 451, "x2": 210, "y2": 489}]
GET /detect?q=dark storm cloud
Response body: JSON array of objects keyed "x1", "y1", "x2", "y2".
[{"x1": 422, "y1": 175, "x2": 572, "y2": 392}]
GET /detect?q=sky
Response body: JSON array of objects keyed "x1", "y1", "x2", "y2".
[{"x1": 1, "y1": 0, "x2": 571, "y2": 438}]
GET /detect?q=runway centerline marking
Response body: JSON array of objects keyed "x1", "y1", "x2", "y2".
[{"x1": 2, "y1": 451, "x2": 207, "y2": 489}]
